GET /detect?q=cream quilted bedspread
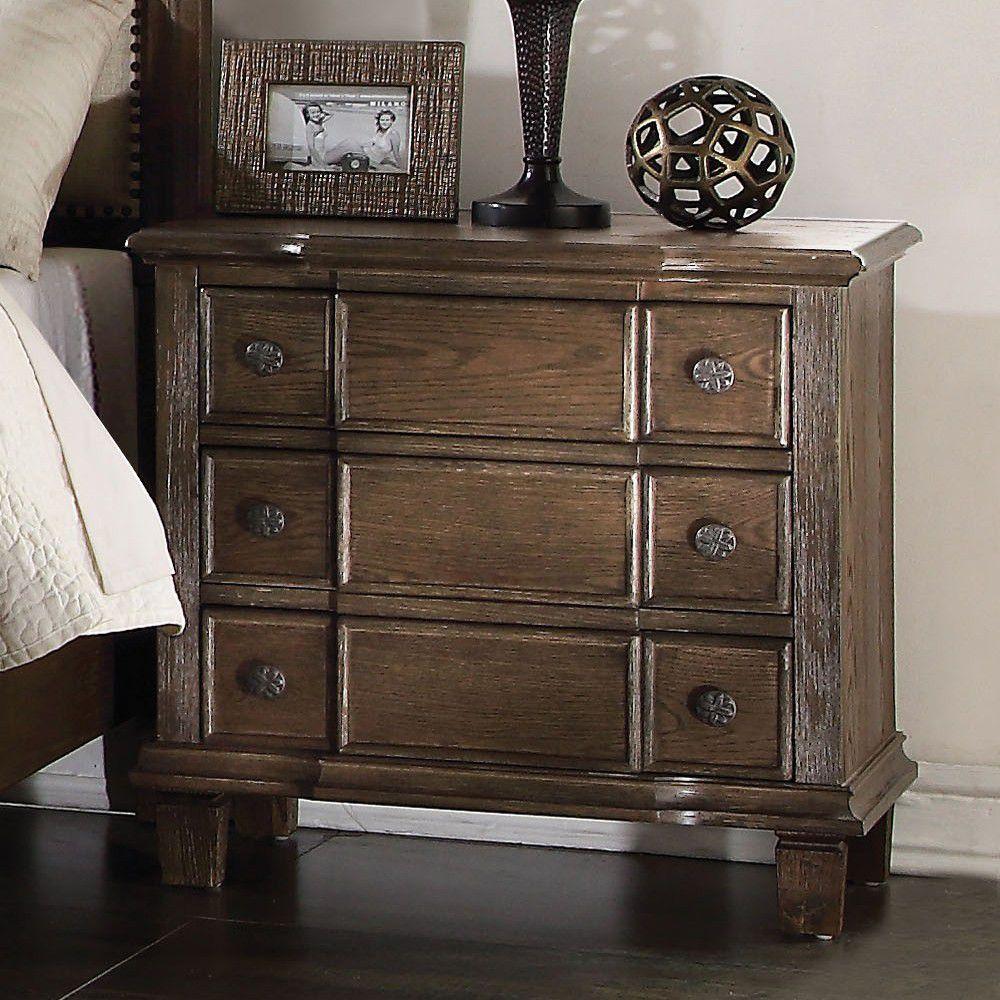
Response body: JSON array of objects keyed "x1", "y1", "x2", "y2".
[{"x1": 0, "y1": 289, "x2": 182, "y2": 671}]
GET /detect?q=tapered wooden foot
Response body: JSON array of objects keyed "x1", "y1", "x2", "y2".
[
  {"x1": 155, "y1": 793, "x2": 231, "y2": 888},
  {"x1": 776, "y1": 835, "x2": 848, "y2": 939},
  {"x1": 233, "y1": 796, "x2": 299, "y2": 839},
  {"x1": 848, "y1": 807, "x2": 894, "y2": 886}
]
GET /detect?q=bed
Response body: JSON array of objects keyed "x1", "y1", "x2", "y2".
[{"x1": 0, "y1": 0, "x2": 213, "y2": 795}]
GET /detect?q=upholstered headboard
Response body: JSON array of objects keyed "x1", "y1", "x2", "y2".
[
  {"x1": 47, "y1": 0, "x2": 213, "y2": 246},
  {"x1": 55, "y1": 8, "x2": 141, "y2": 225}
]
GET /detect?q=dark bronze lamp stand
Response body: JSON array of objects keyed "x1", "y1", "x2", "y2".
[{"x1": 472, "y1": 0, "x2": 611, "y2": 229}]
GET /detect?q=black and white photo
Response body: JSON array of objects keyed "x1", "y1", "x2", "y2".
[{"x1": 266, "y1": 85, "x2": 411, "y2": 175}]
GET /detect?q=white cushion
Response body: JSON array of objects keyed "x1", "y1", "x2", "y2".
[{"x1": 0, "y1": 0, "x2": 131, "y2": 279}]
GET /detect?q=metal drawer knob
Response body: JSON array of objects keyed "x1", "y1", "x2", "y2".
[
  {"x1": 246, "y1": 502, "x2": 286, "y2": 538},
  {"x1": 693, "y1": 523, "x2": 737, "y2": 560},
  {"x1": 244, "y1": 339, "x2": 285, "y2": 376},
  {"x1": 243, "y1": 664, "x2": 287, "y2": 700},
  {"x1": 692, "y1": 356, "x2": 735, "y2": 393},
  {"x1": 693, "y1": 689, "x2": 737, "y2": 727}
]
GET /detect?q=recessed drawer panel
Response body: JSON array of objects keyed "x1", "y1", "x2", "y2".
[
  {"x1": 339, "y1": 618, "x2": 638, "y2": 770},
  {"x1": 644, "y1": 303, "x2": 789, "y2": 447},
  {"x1": 339, "y1": 456, "x2": 640, "y2": 605},
  {"x1": 337, "y1": 293, "x2": 637, "y2": 440},
  {"x1": 203, "y1": 608, "x2": 332, "y2": 748},
  {"x1": 644, "y1": 634, "x2": 791, "y2": 778},
  {"x1": 645, "y1": 469, "x2": 790, "y2": 612},
  {"x1": 202, "y1": 288, "x2": 332, "y2": 424},
  {"x1": 203, "y1": 448, "x2": 333, "y2": 587}
]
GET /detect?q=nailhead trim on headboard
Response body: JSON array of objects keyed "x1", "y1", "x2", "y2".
[{"x1": 53, "y1": 3, "x2": 143, "y2": 222}]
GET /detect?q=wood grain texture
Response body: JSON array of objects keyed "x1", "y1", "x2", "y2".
[
  {"x1": 339, "y1": 619, "x2": 639, "y2": 771},
  {"x1": 775, "y1": 835, "x2": 848, "y2": 938},
  {"x1": 137, "y1": 216, "x2": 921, "y2": 925},
  {"x1": 155, "y1": 793, "x2": 231, "y2": 888},
  {"x1": 202, "y1": 448, "x2": 333, "y2": 587},
  {"x1": 142, "y1": 0, "x2": 214, "y2": 222},
  {"x1": 339, "y1": 456, "x2": 640, "y2": 605},
  {"x1": 202, "y1": 288, "x2": 332, "y2": 425},
  {"x1": 840, "y1": 269, "x2": 897, "y2": 777},
  {"x1": 195, "y1": 583, "x2": 793, "y2": 638},
  {"x1": 129, "y1": 215, "x2": 922, "y2": 288},
  {"x1": 216, "y1": 40, "x2": 463, "y2": 220},
  {"x1": 232, "y1": 795, "x2": 299, "y2": 838},
  {"x1": 644, "y1": 303, "x2": 790, "y2": 447},
  {"x1": 202, "y1": 608, "x2": 332, "y2": 749},
  {"x1": 338, "y1": 431, "x2": 638, "y2": 468},
  {"x1": 337, "y1": 293, "x2": 637, "y2": 440},
  {"x1": 0, "y1": 637, "x2": 114, "y2": 792},
  {"x1": 134, "y1": 735, "x2": 918, "y2": 838},
  {"x1": 791, "y1": 286, "x2": 846, "y2": 783},
  {"x1": 847, "y1": 806, "x2": 893, "y2": 885},
  {"x1": 643, "y1": 635, "x2": 791, "y2": 779},
  {"x1": 645, "y1": 468, "x2": 791, "y2": 612},
  {"x1": 155, "y1": 264, "x2": 201, "y2": 743}
]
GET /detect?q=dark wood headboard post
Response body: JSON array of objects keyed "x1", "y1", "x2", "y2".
[{"x1": 143, "y1": 0, "x2": 214, "y2": 222}]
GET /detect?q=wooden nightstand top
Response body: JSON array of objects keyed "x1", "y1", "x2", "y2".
[{"x1": 129, "y1": 213, "x2": 920, "y2": 286}]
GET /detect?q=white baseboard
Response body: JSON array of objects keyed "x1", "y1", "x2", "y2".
[
  {"x1": 6, "y1": 761, "x2": 998, "y2": 880},
  {"x1": 891, "y1": 762, "x2": 1000, "y2": 879}
]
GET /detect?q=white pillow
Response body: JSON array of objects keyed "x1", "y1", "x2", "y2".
[{"x1": 0, "y1": 0, "x2": 131, "y2": 279}]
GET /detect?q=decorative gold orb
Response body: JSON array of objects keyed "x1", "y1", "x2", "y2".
[{"x1": 626, "y1": 76, "x2": 795, "y2": 230}]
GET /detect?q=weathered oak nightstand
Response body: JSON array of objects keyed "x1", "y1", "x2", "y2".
[{"x1": 130, "y1": 214, "x2": 920, "y2": 938}]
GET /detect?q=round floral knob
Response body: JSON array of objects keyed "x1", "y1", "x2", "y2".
[
  {"x1": 244, "y1": 339, "x2": 285, "y2": 376},
  {"x1": 246, "y1": 503, "x2": 286, "y2": 538},
  {"x1": 693, "y1": 689, "x2": 737, "y2": 727},
  {"x1": 243, "y1": 664, "x2": 287, "y2": 700},
  {"x1": 692, "y1": 357, "x2": 735, "y2": 393},
  {"x1": 694, "y1": 523, "x2": 737, "y2": 560}
]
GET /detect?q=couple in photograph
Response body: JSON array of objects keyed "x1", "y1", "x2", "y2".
[{"x1": 302, "y1": 103, "x2": 404, "y2": 172}]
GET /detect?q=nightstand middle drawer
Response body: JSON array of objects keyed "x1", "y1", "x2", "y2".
[
  {"x1": 202, "y1": 449, "x2": 334, "y2": 587},
  {"x1": 338, "y1": 455, "x2": 640, "y2": 605}
]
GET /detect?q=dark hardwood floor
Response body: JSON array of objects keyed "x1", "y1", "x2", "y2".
[{"x1": 0, "y1": 805, "x2": 995, "y2": 999}]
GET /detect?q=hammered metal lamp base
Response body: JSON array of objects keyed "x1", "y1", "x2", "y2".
[
  {"x1": 474, "y1": 0, "x2": 609, "y2": 230},
  {"x1": 472, "y1": 162, "x2": 610, "y2": 229}
]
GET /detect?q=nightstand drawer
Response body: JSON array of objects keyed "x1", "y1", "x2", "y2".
[
  {"x1": 202, "y1": 288, "x2": 332, "y2": 425},
  {"x1": 644, "y1": 469, "x2": 791, "y2": 612},
  {"x1": 336, "y1": 293, "x2": 637, "y2": 440},
  {"x1": 202, "y1": 448, "x2": 334, "y2": 587},
  {"x1": 643, "y1": 635, "x2": 791, "y2": 779},
  {"x1": 203, "y1": 608, "x2": 332, "y2": 748},
  {"x1": 644, "y1": 303, "x2": 789, "y2": 447},
  {"x1": 338, "y1": 455, "x2": 640, "y2": 605},
  {"x1": 339, "y1": 618, "x2": 638, "y2": 770}
]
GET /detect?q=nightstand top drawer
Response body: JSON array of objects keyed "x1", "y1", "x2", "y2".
[
  {"x1": 202, "y1": 287, "x2": 332, "y2": 425},
  {"x1": 644, "y1": 303, "x2": 790, "y2": 448},
  {"x1": 337, "y1": 293, "x2": 637, "y2": 441}
]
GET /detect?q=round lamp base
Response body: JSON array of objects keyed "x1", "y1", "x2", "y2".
[{"x1": 472, "y1": 163, "x2": 610, "y2": 229}]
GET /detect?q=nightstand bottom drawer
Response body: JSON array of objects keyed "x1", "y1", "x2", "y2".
[
  {"x1": 203, "y1": 608, "x2": 333, "y2": 749},
  {"x1": 338, "y1": 618, "x2": 638, "y2": 771},
  {"x1": 644, "y1": 635, "x2": 792, "y2": 779}
]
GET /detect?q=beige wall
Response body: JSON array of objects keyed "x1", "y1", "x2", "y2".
[{"x1": 215, "y1": 0, "x2": 1000, "y2": 769}]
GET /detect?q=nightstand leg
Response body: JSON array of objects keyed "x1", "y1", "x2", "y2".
[
  {"x1": 155, "y1": 793, "x2": 231, "y2": 888},
  {"x1": 848, "y1": 807, "x2": 894, "y2": 886},
  {"x1": 775, "y1": 835, "x2": 848, "y2": 939},
  {"x1": 233, "y1": 796, "x2": 299, "y2": 839}
]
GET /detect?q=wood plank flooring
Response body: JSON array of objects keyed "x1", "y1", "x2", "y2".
[{"x1": 0, "y1": 806, "x2": 995, "y2": 999}]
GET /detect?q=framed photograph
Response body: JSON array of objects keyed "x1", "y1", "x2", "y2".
[{"x1": 216, "y1": 39, "x2": 464, "y2": 220}]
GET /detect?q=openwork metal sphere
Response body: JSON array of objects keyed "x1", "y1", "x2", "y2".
[{"x1": 626, "y1": 76, "x2": 795, "y2": 230}]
